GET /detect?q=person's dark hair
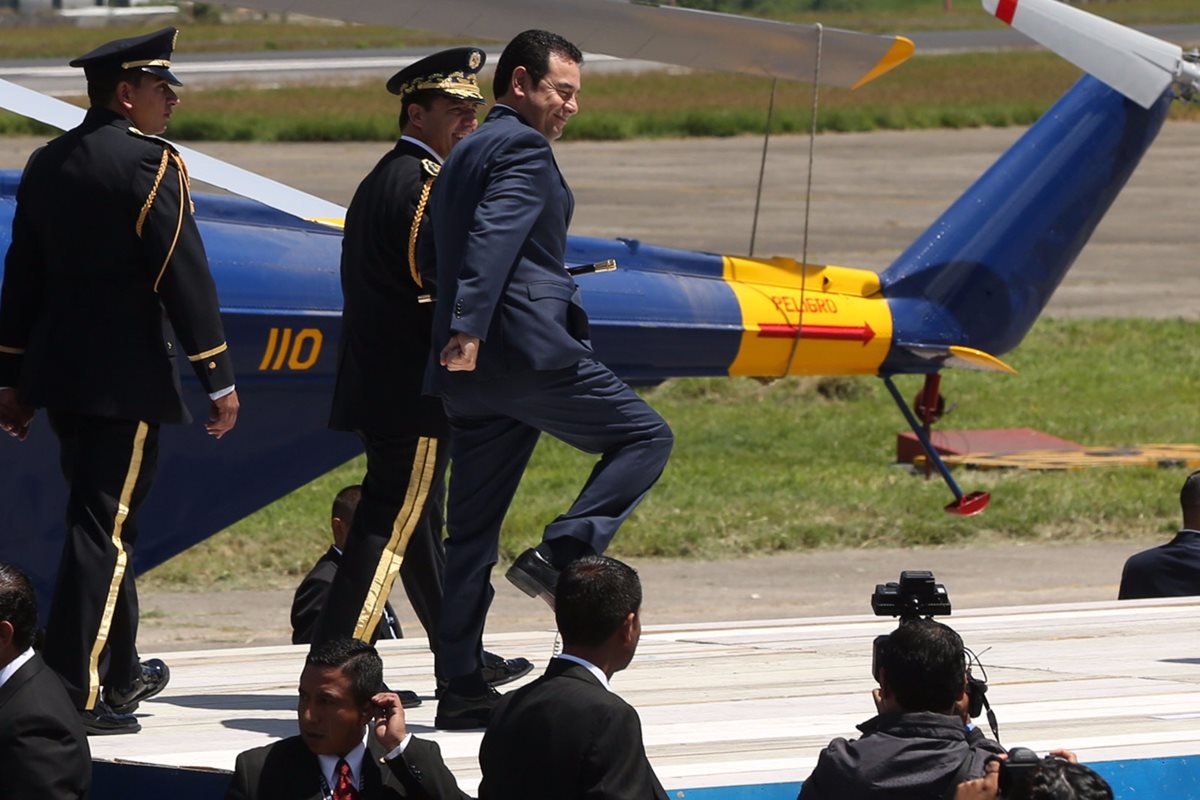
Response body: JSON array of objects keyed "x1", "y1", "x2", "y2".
[
  {"x1": 331, "y1": 485, "x2": 362, "y2": 522},
  {"x1": 880, "y1": 618, "x2": 964, "y2": 712},
  {"x1": 306, "y1": 638, "x2": 382, "y2": 705},
  {"x1": 0, "y1": 561, "x2": 38, "y2": 653},
  {"x1": 493, "y1": 29, "x2": 583, "y2": 100},
  {"x1": 555, "y1": 555, "x2": 641, "y2": 647},
  {"x1": 1025, "y1": 759, "x2": 1113, "y2": 800},
  {"x1": 87, "y1": 68, "x2": 147, "y2": 108},
  {"x1": 1180, "y1": 469, "x2": 1200, "y2": 511},
  {"x1": 399, "y1": 89, "x2": 439, "y2": 132}
]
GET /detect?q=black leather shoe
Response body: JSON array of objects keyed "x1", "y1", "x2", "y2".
[
  {"x1": 103, "y1": 658, "x2": 170, "y2": 714},
  {"x1": 80, "y1": 700, "x2": 141, "y2": 735},
  {"x1": 397, "y1": 689, "x2": 422, "y2": 709},
  {"x1": 505, "y1": 548, "x2": 559, "y2": 608},
  {"x1": 436, "y1": 652, "x2": 535, "y2": 698},
  {"x1": 434, "y1": 686, "x2": 501, "y2": 731},
  {"x1": 482, "y1": 651, "x2": 534, "y2": 687}
]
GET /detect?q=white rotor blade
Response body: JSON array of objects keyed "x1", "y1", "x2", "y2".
[
  {"x1": 0, "y1": 78, "x2": 345, "y2": 222},
  {"x1": 981, "y1": 0, "x2": 1182, "y2": 109},
  {"x1": 222, "y1": 0, "x2": 912, "y2": 88}
]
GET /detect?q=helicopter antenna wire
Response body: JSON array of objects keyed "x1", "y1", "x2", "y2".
[
  {"x1": 749, "y1": 78, "x2": 778, "y2": 256},
  {"x1": 784, "y1": 23, "x2": 822, "y2": 379}
]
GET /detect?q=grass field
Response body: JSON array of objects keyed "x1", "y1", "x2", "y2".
[
  {"x1": 144, "y1": 318, "x2": 1200, "y2": 591},
  {"x1": 0, "y1": 19, "x2": 467, "y2": 60},
  {"x1": 1, "y1": 1, "x2": 1198, "y2": 141},
  {"x1": 4, "y1": 49, "x2": 1196, "y2": 143},
  {"x1": 0, "y1": 0, "x2": 1195, "y2": 55}
]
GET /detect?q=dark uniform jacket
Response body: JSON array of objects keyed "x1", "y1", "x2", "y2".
[
  {"x1": 426, "y1": 105, "x2": 590, "y2": 397},
  {"x1": 226, "y1": 733, "x2": 469, "y2": 800},
  {"x1": 290, "y1": 546, "x2": 401, "y2": 645},
  {"x1": 0, "y1": 651, "x2": 92, "y2": 800},
  {"x1": 798, "y1": 711, "x2": 1005, "y2": 800},
  {"x1": 0, "y1": 106, "x2": 233, "y2": 424},
  {"x1": 1119, "y1": 529, "x2": 1200, "y2": 599},
  {"x1": 331, "y1": 138, "x2": 446, "y2": 437},
  {"x1": 478, "y1": 658, "x2": 667, "y2": 800}
]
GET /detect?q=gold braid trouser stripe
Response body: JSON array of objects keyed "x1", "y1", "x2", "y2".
[
  {"x1": 407, "y1": 176, "x2": 435, "y2": 289},
  {"x1": 352, "y1": 437, "x2": 438, "y2": 641},
  {"x1": 85, "y1": 421, "x2": 149, "y2": 710}
]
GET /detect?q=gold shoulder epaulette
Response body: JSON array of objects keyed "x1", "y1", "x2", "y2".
[{"x1": 420, "y1": 158, "x2": 441, "y2": 179}]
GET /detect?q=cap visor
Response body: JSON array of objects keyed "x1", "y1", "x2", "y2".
[{"x1": 145, "y1": 66, "x2": 183, "y2": 86}]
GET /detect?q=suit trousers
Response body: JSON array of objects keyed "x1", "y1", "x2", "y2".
[
  {"x1": 437, "y1": 358, "x2": 673, "y2": 678},
  {"x1": 42, "y1": 410, "x2": 159, "y2": 710},
  {"x1": 314, "y1": 431, "x2": 448, "y2": 653}
]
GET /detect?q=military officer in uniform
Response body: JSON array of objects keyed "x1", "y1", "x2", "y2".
[
  {"x1": 320, "y1": 48, "x2": 531, "y2": 700},
  {"x1": 0, "y1": 28, "x2": 239, "y2": 734}
]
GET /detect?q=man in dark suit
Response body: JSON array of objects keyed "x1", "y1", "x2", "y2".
[
  {"x1": 227, "y1": 638, "x2": 469, "y2": 800},
  {"x1": 0, "y1": 561, "x2": 90, "y2": 799},
  {"x1": 318, "y1": 49, "x2": 531, "y2": 700},
  {"x1": 427, "y1": 29, "x2": 674, "y2": 730},
  {"x1": 292, "y1": 486, "x2": 404, "y2": 646},
  {"x1": 479, "y1": 555, "x2": 667, "y2": 799},
  {"x1": 0, "y1": 28, "x2": 239, "y2": 735},
  {"x1": 1119, "y1": 470, "x2": 1200, "y2": 599}
]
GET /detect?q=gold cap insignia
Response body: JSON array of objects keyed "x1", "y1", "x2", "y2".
[{"x1": 468, "y1": 50, "x2": 482, "y2": 70}]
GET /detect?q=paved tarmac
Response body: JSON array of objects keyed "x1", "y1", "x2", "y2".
[
  {"x1": 135, "y1": 539, "x2": 1152, "y2": 650},
  {"x1": 1, "y1": 124, "x2": 1193, "y2": 648},
  {"x1": 4, "y1": 122, "x2": 1194, "y2": 317}
]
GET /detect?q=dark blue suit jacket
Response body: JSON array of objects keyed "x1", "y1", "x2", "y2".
[
  {"x1": 1118, "y1": 529, "x2": 1200, "y2": 599},
  {"x1": 426, "y1": 105, "x2": 591, "y2": 396}
]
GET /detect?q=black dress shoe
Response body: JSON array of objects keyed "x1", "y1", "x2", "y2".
[
  {"x1": 434, "y1": 686, "x2": 501, "y2": 731},
  {"x1": 103, "y1": 657, "x2": 170, "y2": 714},
  {"x1": 505, "y1": 548, "x2": 559, "y2": 608},
  {"x1": 80, "y1": 700, "x2": 141, "y2": 735},
  {"x1": 481, "y1": 651, "x2": 534, "y2": 687},
  {"x1": 379, "y1": 680, "x2": 423, "y2": 709},
  {"x1": 436, "y1": 652, "x2": 535, "y2": 698}
]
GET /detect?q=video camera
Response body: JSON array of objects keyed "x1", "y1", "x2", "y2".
[{"x1": 871, "y1": 570, "x2": 990, "y2": 722}]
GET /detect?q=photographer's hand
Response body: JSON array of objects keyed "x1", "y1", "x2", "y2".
[
  {"x1": 1048, "y1": 749, "x2": 1078, "y2": 764},
  {"x1": 955, "y1": 758, "x2": 1001, "y2": 800}
]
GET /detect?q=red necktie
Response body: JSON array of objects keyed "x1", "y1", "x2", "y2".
[{"x1": 333, "y1": 758, "x2": 358, "y2": 800}]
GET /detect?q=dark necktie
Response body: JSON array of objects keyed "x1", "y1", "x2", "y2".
[{"x1": 333, "y1": 758, "x2": 358, "y2": 800}]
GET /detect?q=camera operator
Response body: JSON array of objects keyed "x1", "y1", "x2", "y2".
[
  {"x1": 799, "y1": 618, "x2": 1003, "y2": 800},
  {"x1": 955, "y1": 750, "x2": 1113, "y2": 800}
]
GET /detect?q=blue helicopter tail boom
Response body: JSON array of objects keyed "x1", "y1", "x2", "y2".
[{"x1": 879, "y1": 75, "x2": 1172, "y2": 375}]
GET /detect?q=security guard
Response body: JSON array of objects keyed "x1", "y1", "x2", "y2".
[
  {"x1": 319, "y1": 48, "x2": 531, "y2": 698},
  {"x1": 0, "y1": 27, "x2": 239, "y2": 734}
]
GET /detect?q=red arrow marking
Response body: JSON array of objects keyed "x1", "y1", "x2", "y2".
[{"x1": 757, "y1": 321, "x2": 876, "y2": 345}]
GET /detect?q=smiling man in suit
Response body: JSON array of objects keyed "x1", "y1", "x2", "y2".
[
  {"x1": 427, "y1": 29, "x2": 674, "y2": 731},
  {"x1": 478, "y1": 555, "x2": 667, "y2": 799},
  {"x1": 0, "y1": 561, "x2": 90, "y2": 800},
  {"x1": 226, "y1": 638, "x2": 467, "y2": 800}
]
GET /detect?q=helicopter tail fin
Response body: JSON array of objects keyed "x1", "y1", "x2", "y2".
[{"x1": 877, "y1": 2, "x2": 1179, "y2": 374}]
